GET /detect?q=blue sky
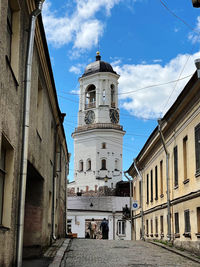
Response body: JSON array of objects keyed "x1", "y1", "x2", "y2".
[{"x1": 42, "y1": 0, "x2": 200, "y2": 181}]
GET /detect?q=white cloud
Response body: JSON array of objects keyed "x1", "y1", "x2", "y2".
[
  {"x1": 188, "y1": 16, "x2": 200, "y2": 44},
  {"x1": 114, "y1": 52, "x2": 198, "y2": 119},
  {"x1": 42, "y1": 0, "x2": 121, "y2": 53}
]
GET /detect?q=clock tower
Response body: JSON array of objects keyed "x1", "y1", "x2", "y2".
[{"x1": 70, "y1": 52, "x2": 125, "y2": 193}]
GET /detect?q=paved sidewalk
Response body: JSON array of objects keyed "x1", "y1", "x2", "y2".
[
  {"x1": 22, "y1": 238, "x2": 70, "y2": 267},
  {"x1": 149, "y1": 240, "x2": 200, "y2": 265}
]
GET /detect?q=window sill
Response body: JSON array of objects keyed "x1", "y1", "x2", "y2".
[
  {"x1": 174, "y1": 185, "x2": 179, "y2": 190},
  {"x1": 0, "y1": 225, "x2": 10, "y2": 232},
  {"x1": 87, "y1": 169, "x2": 92, "y2": 172},
  {"x1": 183, "y1": 232, "x2": 191, "y2": 238},
  {"x1": 195, "y1": 233, "x2": 200, "y2": 238},
  {"x1": 183, "y1": 178, "x2": 190, "y2": 185},
  {"x1": 174, "y1": 233, "x2": 180, "y2": 238},
  {"x1": 100, "y1": 169, "x2": 107, "y2": 171},
  {"x1": 195, "y1": 170, "x2": 200, "y2": 178},
  {"x1": 5, "y1": 55, "x2": 19, "y2": 87}
]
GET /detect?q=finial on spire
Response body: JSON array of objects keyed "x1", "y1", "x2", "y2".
[{"x1": 96, "y1": 51, "x2": 101, "y2": 61}]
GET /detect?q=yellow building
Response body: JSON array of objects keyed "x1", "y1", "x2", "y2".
[{"x1": 127, "y1": 71, "x2": 200, "y2": 255}]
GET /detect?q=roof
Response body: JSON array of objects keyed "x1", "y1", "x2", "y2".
[
  {"x1": 81, "y1": 53, "x2": 117, "y2": 77},
  {"x1": 67, "y1": 196, "x2": 130, "y2": 212}
]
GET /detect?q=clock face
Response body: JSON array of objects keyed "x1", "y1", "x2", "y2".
[
  {"x1": 110, "y1": 109, "x2": 119, "y2": 124},
  {"x1": 85, "y1": 110, "x2": 95, "y2": 124}
]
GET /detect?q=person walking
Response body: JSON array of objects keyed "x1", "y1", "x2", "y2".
[
  {"x1": 89, "y1": 218, "x2": 97, "y2": 239},
  {"x1": 100, "y1": 218, "x2": 109, "y2": 239}
]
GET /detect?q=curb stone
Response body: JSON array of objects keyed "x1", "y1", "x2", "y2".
[
  {"x1": 48, "y1": 239, "x2": 71, "y2": 267},
  {"x1": 149, "y1": 241, "x2": 200, "y2": 265}
]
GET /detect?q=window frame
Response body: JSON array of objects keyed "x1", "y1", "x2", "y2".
[
  {"x1": 174, "y1": 212, "x2": 179, "y2": 234},
  {"x1": 0, "y1": 145, "x2": 6, "y2": 225},
  {"x1": 174, "y1": 146, "x2": 178, "y2": 187},
  {"x1": 195, "y1": 123, "x2": 200, "y2": 176},
  {"x1": 184, "y1": 209, "x2": 191, "y2": 234},
  {"x1": 117, "y1": 220, "x2": 126, "y2": 236}
]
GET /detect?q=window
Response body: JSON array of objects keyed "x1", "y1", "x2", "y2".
[
  {"x1": 150, "y1": 219, "x2": 153, "y2": 236},
  {"x1": 0, "y1": 135, "x2": 14, "y2": 227},
  {"x1": 85, "y1": 84, "x2": 96, "y2": 109},
  {"x1": 160, "y1": 215, "x2": 164, "y2": 234},
  {"x1": 184, "y1": 210, "x2": 191, "y2": 233},
  {"x1": 160, "y1": 160, "x2": 163, "y2": 196},
  {"x1": 118, "y1": 220, "x2": 126, "y2": 236},
  {"x1": 48, "y1": 191, "x2": 52, "y2": 224},
  {"x1": 101, "y1": 159, "x2": 106, "y2": 170},
  {"x1": 150, "y1": 170, "x2": 153, "y2": 202},
  {"x1": 86, "y1": 159, "x2": 91, "y2": 171},
  {"x1": 114, "y1": 159, "x2": 119, "y2": 171},
  {"x1": 146, "y1": 220, "x2": 149, "y2": 235},
  {"x1": 111, "y1": 84, "x2": 115, "y2": 108},
  {"x1": 197, "y1": 207, "x2": 200, "y2": 233},
  {"x1": 6, "y1": 0, "x2": 20, "y2": 80},
  {"x1": 183, "y1": 136, "x2": 188, "y2": 181},
  {"x1": 133, "y1": 186, "x2": 136, "y2": 201},
  {"x1": 155, "y1": 217, "x2": 158, "y2": 235},
  {"x1": 102, "y1": 142, "x2": 106, "y2": 149},
  {"x1": 67, "y1": 219, "x2": 72, "y2": 233},
  {"x1": 7, "y1": 3, "x2": 12, "y2": 61},
  {"x1": 174, "y1": 146, "x2": 178, "y2": 186},
  {"x1": 195, "y1": 123, "x2": 200, "y2": 175},
  {"x1": 174, "y1": 212, "x2": 179, "y2": 234},
  {"x1": 102, "y1": 89, "x2": 106, "y2": 104},
  {"x1": 0, "y1": 145, "x2": 6, "y2": 224},
  {"x1": 37, "y1": 80, "x2": 43, "y2": 137},
  {"x1": 139, "y1": 181, "x2": 142, "y2": 206},
  {"x1": 79, "y1": 160, "x2": 83, "y2": 171},
  {"x1": 146, "y1": 174, "x2": 149, "y2": 204},
  {"x1": 155, "y1": 166, "x2": 158, "y2": 200}
]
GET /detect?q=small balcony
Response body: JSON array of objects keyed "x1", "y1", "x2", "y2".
[{"x1": 85, "y1": 102, "x2": 96, "y2": 109}]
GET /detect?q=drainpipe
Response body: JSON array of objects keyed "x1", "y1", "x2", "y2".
[
  {"x1": 52, "y1": 125, "x2": 58, "y2": 241},
  {"x1": 133, "y1": 159, "x2": 144, "y2": 241},
  {"x1": 17, "y1": 2, "x2": 45, "y2": 267},
  {"x1": 124, "y1": 172, "x2": 133, "y2": 240},
  {"x1": 158, "y1": 119, "x2": 172, "y2": 242}
]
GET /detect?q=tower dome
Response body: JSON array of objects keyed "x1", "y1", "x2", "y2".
[{"x1": 82, "y1": 52, "x2": 117, "y2": 77}]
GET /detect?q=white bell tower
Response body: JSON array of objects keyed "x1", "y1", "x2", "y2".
[{"x1": 69, "y1": 52, "x2": 125, "y2": 193}]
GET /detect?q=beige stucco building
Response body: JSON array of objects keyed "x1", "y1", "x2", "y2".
[
  {"x1": 0, "y1": 0, "x2": 69, "y2": 266},
  {"x1": 127, "y1": 71, "x2": 200, "y2": 254}
]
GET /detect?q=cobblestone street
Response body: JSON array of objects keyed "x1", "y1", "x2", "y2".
[{"x1": 61, "y1": 239, "x2": 200, "y2": 267}]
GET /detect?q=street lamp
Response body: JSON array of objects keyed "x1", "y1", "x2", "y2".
[{"x1": 192, "y1": 0, "x2": 200, "y2": 7}]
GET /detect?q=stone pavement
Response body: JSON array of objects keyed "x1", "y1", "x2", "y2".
[{"x1": 60, "y1": 239, "x2": 200, "y2": 267}]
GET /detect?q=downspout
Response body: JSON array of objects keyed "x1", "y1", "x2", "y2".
[
  {"x1": 158, "y1": 119, "x2": 172, "y2": 242},
  {"x1": 52, "y1": 125, "x2": 58, "y2": 241},
  {"x1": 17, "y1": 2, "x2": 45, "y2": 267},
  {"x1": 124, "y1": 172, "x2": 133, "y2": 240},
  {"x1": 133, "y1": 160, "x2": 144, "y2": 241}
]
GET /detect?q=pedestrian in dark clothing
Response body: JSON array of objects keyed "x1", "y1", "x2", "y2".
[{"x1": 100, "y1": 218, "x2": 109, "y2": 239}]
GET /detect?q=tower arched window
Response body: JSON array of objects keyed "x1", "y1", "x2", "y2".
[
  {"x1": 85, "y1": 84, "x2": 96, "y2": 109},
  {"x1": 86, "y1": 159, "x2": 91, "y2": 171},
  {"x1": 101, "y1": 159, "x2": 107, "y2": 170},
  {"x1": 79, "y1": 160, "x2": 83, "y2": 172},
  {"x1": 115, "y1": 159, "x2": 119, "y2": 171},
  {"x1": 111, "y1": 84, "x2": 115, "y2": 108},
  {"x1": 102, "y1": 89, "x2": 106, "y2": 104}
]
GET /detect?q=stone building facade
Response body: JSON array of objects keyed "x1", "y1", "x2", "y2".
[
  {"x1": 127, "y1": 71, "x2": 200, "y2": 254},
  {"x1": 0, "y1": 0, "x2": 69, "y2": 266}
]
